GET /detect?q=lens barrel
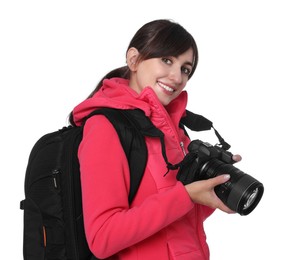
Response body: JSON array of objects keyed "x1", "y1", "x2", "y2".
[{"x1": 200, "y1": 159, "x2": 264, "y2": 215}]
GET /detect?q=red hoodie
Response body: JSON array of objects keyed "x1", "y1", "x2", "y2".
[{"x1": 73, "y1": 78, "x2": 215, "y2": 260}]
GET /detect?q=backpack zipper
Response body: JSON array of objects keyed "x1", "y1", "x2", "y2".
[
  {"x1": 52, "y1": 169, "x2": 60, "y2": 189},
  {"x1": 66, "y1": 131, "x2": 81, "y2": 260},
  {"x1": 180, "y1": 141, "x2": 187, "y2": 156}
]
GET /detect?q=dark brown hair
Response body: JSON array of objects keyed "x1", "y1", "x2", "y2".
[{"x1": 69, "y1": 19, "x2": 198, "y2": 124}]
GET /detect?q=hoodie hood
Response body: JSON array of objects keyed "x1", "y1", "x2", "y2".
[{"x1": 73, "y1": 78, "x2": 188, "y2": 126}]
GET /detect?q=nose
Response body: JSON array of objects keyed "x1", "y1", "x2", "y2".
[{"x1": 169, "y1": 67, "x2": 182, "y2": 84}]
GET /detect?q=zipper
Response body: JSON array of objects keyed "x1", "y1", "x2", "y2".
[
  {"x1": 28, "y1": 169, "x2": 60, "y2": 190},
  {"x1": 52, "y1": 169, "x2": 60, "y2": 189},
  {"x1": 66, "y1": 131, "x2": 81, "y2": 259},
  {"x1": 180, "y1": 141, "x2": 187, "y2": 156},
  {"x1": 160, "y1": 107, "x2": 187, "y2": 157}
]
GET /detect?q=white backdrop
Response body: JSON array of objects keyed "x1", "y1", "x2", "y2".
[{"x1": 1, "y1": 0, "x2": 285, "y2": 259}]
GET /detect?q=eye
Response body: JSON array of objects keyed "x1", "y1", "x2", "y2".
[
  {"x1": 181, "y1": 66, "x2": 192, "y2": 76},
  {"x1": 162, "y1": 57, "x2": 172, "y2": 65}
]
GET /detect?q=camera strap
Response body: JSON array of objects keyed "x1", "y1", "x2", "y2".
[
  {"x1": 120, "y1": 109, "x2": 231, "y2": 177},
  {"x1": 181, "y1": 110, "x2": 231, "y2": 150},
  {"x1": 212, "y1": 126, "x2": 231, "y2": 150}
]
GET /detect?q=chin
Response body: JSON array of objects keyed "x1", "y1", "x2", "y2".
[{"x1": 160, "y1": 99, "x2": 172, "y2": 106}]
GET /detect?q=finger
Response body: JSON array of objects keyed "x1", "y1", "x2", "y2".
[
  {"x1": 218, "y1": 202, "x2": 236, "y2": 214},
  {"x1": 207, "y1": 174, "x2": 230, "y2": 188},
  {"x1": 232, "y1": 154, "x2": 242, "y2": 162}
]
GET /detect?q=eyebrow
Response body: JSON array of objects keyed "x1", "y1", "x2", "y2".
[
  {"x1": 172, "y1": 55, "x2": 194, "y2": 67},
  {"x1": 184, "y1": 61, "x2": 193, "y2": 67}
]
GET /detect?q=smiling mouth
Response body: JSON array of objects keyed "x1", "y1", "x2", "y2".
[{"x1": 157, "y1": 82, "x2": 175, "y2": 93}]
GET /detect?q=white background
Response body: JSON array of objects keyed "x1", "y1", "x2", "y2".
[{"x1": 1, "y1": 0, "x2": 285, "y2": 259}]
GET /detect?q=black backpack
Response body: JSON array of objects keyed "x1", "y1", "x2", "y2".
[{"x1": 20, "y1": 107, "x2": 214, "y2": 260}]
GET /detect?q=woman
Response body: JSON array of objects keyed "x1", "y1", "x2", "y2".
[{"x1": 71, "y1": 19, "x2": 238, "y2": 260}]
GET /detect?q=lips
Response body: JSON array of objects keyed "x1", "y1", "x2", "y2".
[{"x1": 157, "y1": 81, "x2": 175, "y2": 93}]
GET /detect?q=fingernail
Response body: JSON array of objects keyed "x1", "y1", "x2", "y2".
[{"x1": 224, "y1": 174, "x2": 230, "y2": 180}]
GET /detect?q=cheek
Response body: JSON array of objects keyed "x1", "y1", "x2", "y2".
[
  {"x1": 180, "y1": 80, "x2": 188, "y2": 90},
  {"x1": 136, "y1": 74, "x2": 151, "y2": 90},
  {"x1": 136, "y1": 70, "x2": 155, "y2": 88}
]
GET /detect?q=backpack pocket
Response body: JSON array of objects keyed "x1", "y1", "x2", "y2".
[
  {"x1": 22, "y1": 197, "x2": 46, "y2": 260},
  {"x1": 22, "y1": 170, "x2": 66, "y2": 260}
]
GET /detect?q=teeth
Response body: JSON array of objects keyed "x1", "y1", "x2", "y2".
[{"x1": 158, "y1": 82, "x2": 174, "y2": 92}]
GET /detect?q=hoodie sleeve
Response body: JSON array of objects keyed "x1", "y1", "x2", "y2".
[{"x1": 78, "y1": 115, "x2": 194, "y2": 259}]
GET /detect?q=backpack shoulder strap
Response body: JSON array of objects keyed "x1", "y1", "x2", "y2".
[
  {"x1": 120, "y1": 109, "x2": 192, "y2": 176},
  {"x1": 84, "y1": 108, "x2": 149, "y2": 203}
]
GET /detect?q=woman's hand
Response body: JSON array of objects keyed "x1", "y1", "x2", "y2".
[
  {"x1": 232, "y1": 154, "x2": 242, "y2": 163},
  {"x1": 185, "y1": 154, "x2": 242, "y2": 214}
]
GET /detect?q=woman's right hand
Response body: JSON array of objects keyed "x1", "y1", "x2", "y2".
[{"x1": 185, "y1": 174, "x2": 235, "y2": 214}]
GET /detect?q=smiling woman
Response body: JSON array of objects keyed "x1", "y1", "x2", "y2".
[
  {"x1": 65, "y1": 19, "x2": 241, "y2": 260},
  {"x1": 76, "y1": 19, "x2": 199, "y2": 105},
  {"x1": 2, "y1": 0, "x2": 285, "y2": 259},
  {"x1": 127, "y1": 47, "x2": 194, "y2": 105}
]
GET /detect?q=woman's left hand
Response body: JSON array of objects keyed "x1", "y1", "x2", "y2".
[{"x1": 232, "y1": 154, "x2": 242, "y2": 163}]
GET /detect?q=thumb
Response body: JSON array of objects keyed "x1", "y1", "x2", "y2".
[{"x1": 208, "y1": 174, "x2": 230, "y2": 187}]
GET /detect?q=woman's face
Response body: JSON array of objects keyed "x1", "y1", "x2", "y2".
[{"x1": 128, "y1": 48, "x2": 194, "y2": 106}]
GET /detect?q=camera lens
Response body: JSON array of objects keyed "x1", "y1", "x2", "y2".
[
  {"x1": 243, "y1": 187, "x2": 258, "y2": 210},
  {"x1": 200, "y1": 158, "x2": 264, "y2": 215}
]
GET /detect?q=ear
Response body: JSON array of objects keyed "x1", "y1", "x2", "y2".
[{"x1": 126, "y1": 47, "x2": 139, "y2": 71}]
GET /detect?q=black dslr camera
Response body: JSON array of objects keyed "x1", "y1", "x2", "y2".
[{"x1": 177, "y1": 139, "x2": 264, "y2": 216}]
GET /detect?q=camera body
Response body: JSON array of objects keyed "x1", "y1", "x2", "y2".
[
  {"x1": 188, "y1": 139, "x2": 234, "y2": 166},
  {"x1": 177, "y1": 139, "x2": 264, "y2": 215}
]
